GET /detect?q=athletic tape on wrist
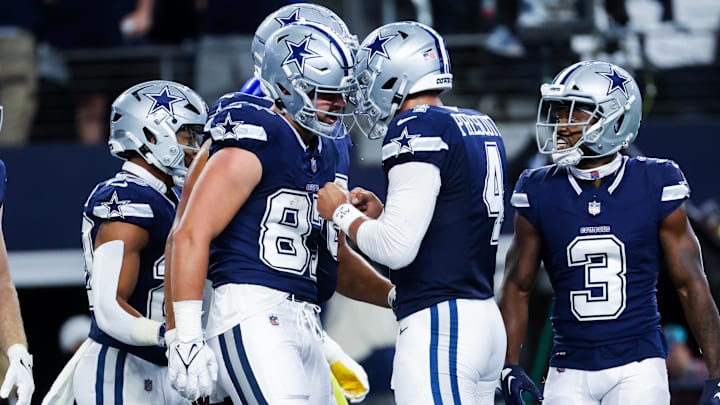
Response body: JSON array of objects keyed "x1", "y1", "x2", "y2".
[{"x1": 332, "y1": 203, "x2": 364, "y2": 235}]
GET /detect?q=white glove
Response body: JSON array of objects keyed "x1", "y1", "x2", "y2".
[
  {"x1": 168, "y1": 300, "x2": 217, "y2": 401},
  {"x1": 0, "y1": 344, "x2": 35, "y2": 405},
  {"x1": 324, "y1": 334, "x2": 369, "y2": 403},
  {"x1": 168, "y1": 337, "x2": 218, "y2": 400}
]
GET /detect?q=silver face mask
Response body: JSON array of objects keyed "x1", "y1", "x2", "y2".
[
  {"x1": 536, "y1": 61, "x2": 642, "y2": 167},
  {"x1": 108, "y1": 80, "x2": 208, "y2": 186}
]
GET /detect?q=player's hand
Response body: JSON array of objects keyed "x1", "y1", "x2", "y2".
[
  {"x1": 324, "y1": 334, "x2": 370, "y2": 402},
  {"x1": 699, "y1": 377, "x2": 720, "y2": 405},
  {"x1": 500, "y1": 364, "x2": 543, "y2": 405},
  {"x1": 168, "y1": 337, "x2": 218, "y2": 401},
  {"x1": 349, "y1": 187, "x2": 383, "y2": 219},
  {"x1": 318, "y1": 182, "x2": 350, "y2": 221},
  {"x1": 0, "y1": 344, "x2": 34, "y2": 405}
]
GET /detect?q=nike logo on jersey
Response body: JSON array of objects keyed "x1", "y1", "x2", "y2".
[
  {"x1": 399, "y1": 326, "x2": 408, "y2": 335},
  {"x1": 396, "y1": 116, "x2": 418, "y2": 126}
]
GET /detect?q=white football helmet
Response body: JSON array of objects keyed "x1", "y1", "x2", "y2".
[
  {"x1": 252, "y1": 4, "x2": 358, "y2": 81},
  {"x1": 354, "y1": 21, "x2": 453, "y2": 139},
  {"x1": 109, "y1": 80, "x2": 208, "y2": 186},
  {"x1": 536, "y1": 60, "x2": 642, "y2": 167},
  {"x1": 260, "y1": 21, "x2": 357, "y2": 139}
]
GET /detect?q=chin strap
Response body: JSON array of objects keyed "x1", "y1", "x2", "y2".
[
  {"x1": 552, "y1": 148, "x2": 584, "y2": 167},
  {"x1": 568, "y1": 153, "x2": 623, "y2": 180}
]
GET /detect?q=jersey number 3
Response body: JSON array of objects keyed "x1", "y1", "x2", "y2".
[{"x1": 568, "y1": 235, "x2": 627, "y2": 321}]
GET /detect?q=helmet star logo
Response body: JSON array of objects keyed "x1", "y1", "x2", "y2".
[
  {"x1": 101, "y1": 191, "x2": 130, "y2": 218},
  {"x1": 363, "y1": 32, "x2": 396, "y2": 62},
  {"x1": 599, "y1": 67, "x2": 630, "y2": 98},
  {"x1": 283, "y1": 35, "x2": 321, "y2": 73},
  {"x1": 274, "y1": 8, "x2": 300, "y2": 27},
  {"x1": 216, "y1": 112, "x2": 243, "y2": 138},
  {"x1": 390, "y1": 126, "x2": 420, "y2": 157},
  {"x1": 144, "y1": 85, "x2": 185, "y2": 117}
]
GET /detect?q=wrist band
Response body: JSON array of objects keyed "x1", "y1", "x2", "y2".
[
  {"x1": 332, "y1": 203, "x2": 364, "y2": 235},
  {"x1": 173, "y1": 300, "x2": 204, "y2": 342}
]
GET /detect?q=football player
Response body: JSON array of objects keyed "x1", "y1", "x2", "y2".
[
  {"x1": 163, "y1": 5, "x2": 392, "y2": 404},
  {"x1": 317, "y1": 21, "x2": 508, "y2": 405},
  {"x1": 69, "y1": 80, "x2": 207, "y2": 405},
  {"x1": 0, "y1": 105, "x2": 34, "y2": 405},
  {"x1": 499, "y1": 60, "x2": 720, "y2": 405},
  {"x1": 167, "y1": 21, "x2": 388, "y2": 404}
]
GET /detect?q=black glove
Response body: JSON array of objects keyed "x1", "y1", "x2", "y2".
[
  {"x1": 699, "y1": 378, "x2": 720, "y2": 405},
  {"x1": 500, "y1": 364, "x2": 543, "y2": 405}
]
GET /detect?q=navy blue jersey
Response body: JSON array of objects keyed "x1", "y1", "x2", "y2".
[
  {"x1": 511, "y1": 156, "x2": 690, "y2": 370},
  {"x1": 207, "y1": 101, "x2": 345, "y2": 301},
  {"x1": 82, "y1": 164, "x2": 178, "y2": 365},
  {"x1": 382, "y1": 105, "x2": 507, "y2": 319},
  {"x1": 0, "y1": 159, "x2": 6, "y2": 206}
]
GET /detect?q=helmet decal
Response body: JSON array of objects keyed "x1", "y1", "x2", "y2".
[
  {"x1": 143, "y1": 85, "x2": 186, "y2": 117},
  {"x1": 598, "y1": 67, "x2": 631, "y2": 98},
  {"x1": 282, "y1": 35, "x2": 322, "y2": 73},
  {"x1": 362, "y1": 33, "x2": 397, "y2": 63}
]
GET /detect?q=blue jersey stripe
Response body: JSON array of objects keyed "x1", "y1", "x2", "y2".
[
  {"x1": 115, "y1": 350, "x2": 127, "y2": 404},
  {"x1": 448, "y1": 300, "x2": 461, "y2": 404},
  {"x1": 234, "y1": 325, "x2": 268, "y2": 405},
  {"x1": 430, "y1": 305, "x2": 443, "y2": 404},
  {"x1": 219, "y1": 331, "x2": 251, "y2": 405},
  {"x1": 95, "y1": 345, "x2": 108, "y2": 405}
]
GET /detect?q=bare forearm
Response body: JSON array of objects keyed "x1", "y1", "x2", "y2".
[
  {"x1": 336, "y1": 244, "x2": 392, "y2": 308},
  {"x1": 170, "y1": 233, "x2": 209, "y2": 302},
  {"x1": 680, "y1": 281, "x2": 720, "y2": 378},
  {"x1": 0, "y1": 280, "x2": 27, "y2": 353},
  {"x1": 500, "y1": 285, "x2": 530, "y2": 364}
]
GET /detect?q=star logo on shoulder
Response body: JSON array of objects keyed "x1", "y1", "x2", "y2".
[
  {"x1": 390, "y1": 127, "x2": 420, "y2": 157},
  {"x1": 283, "y1": 35, "x2": 321, "y2": 73},
  {"x1": 275, "y1": 8, "x2": 300, "y2": 27},
  {"x1": 144, "y1": 85, "x2": 185, "y2": 117},
  {"x1": 101, "y1": 191, "x2": 130, "y2": 218},
  {"x1": 362, "y1": 32, "x2": 396, "y2": 62},
  {"x1": 215, "y1": 112, "x2": 244, "y2": 139},
  {"x1": 598, "y1": 67, "x2": 631, "y2": 98}
]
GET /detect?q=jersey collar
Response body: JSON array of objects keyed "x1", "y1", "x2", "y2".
[
  {"x1": 122, "y1": 161, "x2": 168, "y2": 195},
  {"x1": 566, "y1": 155, "x2": 628, "y2": 195}
]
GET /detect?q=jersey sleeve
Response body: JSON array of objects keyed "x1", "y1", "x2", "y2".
[
  {"x1": 653, "y1": 159, "x2": 691, "y2": 220},
  {"x1": 381, "y1": 108, "x2": 450, "y2": 172},
  {"x1": 208, "y1": 103, "x2": 276, "y2": 158},
  {"x1": 88, "y1": 183, "x2": 157, "y2": 230},
  {"x1": 510, "y1": 169, "x2": 542, "y2": 228}
]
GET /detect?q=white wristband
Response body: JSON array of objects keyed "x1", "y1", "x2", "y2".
[
  {"x1": 6, "y1": 343, "x2": 30, "y2": 361},
  {"x1": 332, "y1": 203, "x2": 364, "y2": 235},
  {"x1": 173, "y1": 300, "x2": 204, "y2": 342},
  {"x1": 130, "y1": 317, "x2": 164, "y2": 346}
]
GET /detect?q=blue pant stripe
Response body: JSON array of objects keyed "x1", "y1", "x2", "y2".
[
  {"x1": 430, "y1": 305, "x2": 443, "y2": 404},
  {"x1": 219, "y1": 330, "x2": 249, "y2": 405},
  {"x1": 96, "y1": 345, "x2": 108, "y2": 405},
  {"x1": 114, "y1": 350, "x2": 126, "y2": 405},
  {"x1": 232, "y1": 325, "x2": 269, "y2": 405},
  {"x1": 449, "y1": 300, "x2": 461, "y2": 404}
]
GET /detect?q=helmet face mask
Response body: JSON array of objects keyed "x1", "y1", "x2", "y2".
[
  {"x1": 260, "y1": 22, "x2": 358, "y2": 139},
  {"x1": 109, "y1": 80, "x2": 208, "y2": 186},
  {"x1": 536, "y1": 61, "x2": 642, "y2": 167},
  {"x1": 354, "y1": 21, "x2": 453, "y2": 140}
]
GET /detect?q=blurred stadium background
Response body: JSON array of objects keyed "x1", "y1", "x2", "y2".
[{"x1": 1, "y1": 0, "x2": 719, "y2": 403}]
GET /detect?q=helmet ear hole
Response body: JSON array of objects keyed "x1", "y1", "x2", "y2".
[
  {"x1": 614, "y1": 115, "x2": 625, "y2": 133},
  {"x1": 382, "y1": 78, "x2": 397, "y2": 90},
  {"x1": 143, "y1": 128, "x2": 157, "y2": 145}
]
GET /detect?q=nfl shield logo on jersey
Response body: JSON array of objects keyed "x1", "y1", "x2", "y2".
[
  {"x1": 588, "y1": 200, "x2": 601, "y2": 216},
  {"x1": 144, "y1": 379, "x2": 153, "y2": 392}
]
